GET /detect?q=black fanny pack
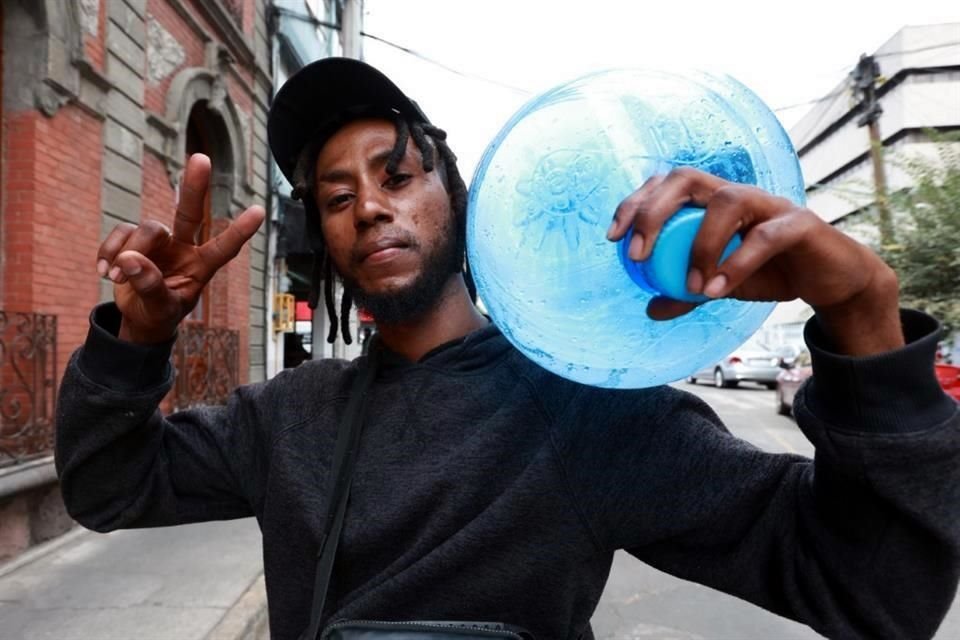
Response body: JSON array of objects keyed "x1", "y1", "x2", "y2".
[
  {"x1": 300, "y1": 349, "x2": 534, "y2": 640},
  {"x1": 321, "y1": 620, "x2": 534, "y2": 639}
]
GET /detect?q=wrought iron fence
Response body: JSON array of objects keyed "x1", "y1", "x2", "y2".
[
  {"x1": 0, "y1": 312, "x2": 57, "y2": 468},
  {"x1": 172, "y1": 325, "x2": 239, "y2": 410}
]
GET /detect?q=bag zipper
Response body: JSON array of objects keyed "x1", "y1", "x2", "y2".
[{"x1": 322, "y1": 619, "x2": 529, "y2": 639}]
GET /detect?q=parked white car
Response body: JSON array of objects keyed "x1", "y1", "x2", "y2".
[{"x1": 687, "y1": 341, "x2": 782, "y2": 389}]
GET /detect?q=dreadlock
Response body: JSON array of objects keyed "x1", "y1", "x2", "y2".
[{"x1": 291, "y1": 114, "x2": 474, "y2": 345}]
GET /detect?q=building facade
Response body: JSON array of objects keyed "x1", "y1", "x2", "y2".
[
  {"x1": 793, "y1": 23, "x2": 960, "y2": 226},
  {"x1": 764, "y1": 22, "x2": 960, "y2": 329},
  {"x1": 0, "y1": 0, "x2": 272, "y2": 563}
]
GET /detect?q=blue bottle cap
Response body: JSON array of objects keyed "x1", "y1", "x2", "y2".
[{"x1": 620, "y1": 207, "x2": 742, "y2": 304}]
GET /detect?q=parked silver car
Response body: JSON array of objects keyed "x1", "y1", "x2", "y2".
[{"x1": 687, "y1": 341, "x2": 782, "y2": 389}]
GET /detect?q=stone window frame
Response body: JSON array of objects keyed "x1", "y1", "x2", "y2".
[
  {"x1": 150, "y1": 62, "x2": 252, "y2": 219},
  {"x1": 1, "y1": 0, "x2": 109, "y2": 119}
]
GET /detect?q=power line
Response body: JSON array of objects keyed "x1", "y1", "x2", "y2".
[
  {"x1": 362, "y1": 32, "x2": 853, "y2": 118},
  {"x1": 875, "y1": 40, "x2": 960, "y2": 58},
  {"x1": 358, "y1": 31, "x2": 957, "y2": 120},
  {"x1": 773, "y1": 86, "x2": 850, "y2": 113},
  {"x1": 789, "y1": 78, "x2": 853, "y2": 148},
  {"x1": 775, "y1": 40, "x2": 960, "y2": 114},
  {"x1": 361, "y1": 31, "x2": 532, "y2": 95}
]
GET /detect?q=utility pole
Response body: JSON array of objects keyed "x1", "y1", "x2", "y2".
[
  {"x1": 851, "y1": 53, "x2": 894, "y2": 246},
  {"x1": 341, "y1": 0, "x2": 364, "y2": 59}
]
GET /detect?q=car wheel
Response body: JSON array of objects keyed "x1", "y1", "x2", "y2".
[
  {"x1": 713, "y1": 369, "x2": 726, "y2": 388},
  {"x1": 686, "y1": 376, "x2": 697, "y2": 384},
  {"x1": 764, "y1": 382, "x2": 777, "y2": 390},
  {"x1": 776, "y1": 388, "x2": 790, "y2": 415}
]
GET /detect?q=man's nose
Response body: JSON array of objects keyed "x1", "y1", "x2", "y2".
[{"x1": 354, "y1": 183, "x2": 394, "y2": 229}]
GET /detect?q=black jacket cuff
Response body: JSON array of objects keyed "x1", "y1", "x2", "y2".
[
  {"x1": 77, "y1": 303, "x2": 175, "y2": 392},
  {"x1": 803, "y1": 308, "x2": 957, "y2": 434}
]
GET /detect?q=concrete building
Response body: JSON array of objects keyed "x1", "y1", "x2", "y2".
[
  {"x1": 763, "y1": 22, "x2": 960, "y2": 333},
  {"x1": 0, "y1": 0, "x2": 272, "y2": 563}
]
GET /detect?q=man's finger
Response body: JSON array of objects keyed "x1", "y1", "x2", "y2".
[
  {"x1": 626, "y1": 167, "x2": 723, "y2": 262},
  {"x1": 646, "y1": 296, "x2": 699, "y2": 321},
  {"x1": 173, "y1": 154, "x2": 211, "y2": 243},
  {"x1": 701, "y1": 215, "x2": 808, "y2": 300},
  {"x1": 197, "y1": 205, "x2": 266, "y2": 275},
  {"x1": 686, "y1": 185, "x2": 752, "y2": 292},
  {"x1": 607, "y1": 174, "x2": 666, "y2": 242},
  {"x1": 114, "y1": 250, "x2": 175, "y2": 305},
  {"x1": 105, "y1": 221, "x2": 172, "y2": 285},
  {"x1": 97, "y1": 223, "x2": 138, "y2": 276}
]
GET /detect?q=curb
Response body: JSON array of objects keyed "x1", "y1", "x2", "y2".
[
  {"x1": 0, "y1": 525, "x2": 88, "y2": 579},
  {"x1": 206, "y1": 573, "x2": 269, "y2": 640}
]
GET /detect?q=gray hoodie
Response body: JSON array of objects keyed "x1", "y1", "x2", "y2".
[{"x1": 56, "y1": 303, "x2": 960, "y2": 640}]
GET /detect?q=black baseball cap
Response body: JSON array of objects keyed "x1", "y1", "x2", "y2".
[{"x1": 268, "y1": 57, "x2": 430, "y2": 186}]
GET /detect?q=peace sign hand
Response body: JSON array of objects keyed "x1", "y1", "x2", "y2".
[{"x1": 96, "y1": 154, "x2": 266, "y2": 344}]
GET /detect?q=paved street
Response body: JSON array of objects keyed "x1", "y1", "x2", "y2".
[
  {"x1": 591, "y1": 381, "x2": 960, "y2": 640},
  {"x1": 0, "y1": 519, "x2": 264, "y2": 640}
]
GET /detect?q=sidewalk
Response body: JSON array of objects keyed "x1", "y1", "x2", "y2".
[{"x1": 0, "y1": 518, "x2": 267, "y2": 640}]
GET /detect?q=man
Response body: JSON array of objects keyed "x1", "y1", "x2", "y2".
[{"x1": 56, "y1": 58, "x2": 960, "y2": 639}]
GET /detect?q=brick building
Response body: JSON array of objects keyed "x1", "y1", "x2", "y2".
[{"x1": 0, "y1": 0, "x2": 272, "y2": 563}]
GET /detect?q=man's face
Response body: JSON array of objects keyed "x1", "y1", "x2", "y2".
[{"x1": 313, "y1": 118, "x2": 460, "y2": 324}]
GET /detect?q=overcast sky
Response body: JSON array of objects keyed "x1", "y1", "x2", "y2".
[{"x1": 362, "y1": 0, "x2": 958, "y2": 181}]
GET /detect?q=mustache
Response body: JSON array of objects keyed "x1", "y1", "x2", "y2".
[{"x1": 350, "y1": 228, "x2": 421, "y2": 265}]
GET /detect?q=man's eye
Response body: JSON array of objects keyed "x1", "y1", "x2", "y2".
[
  {"x1": 326, "y1": 193, "x2": 352, "y2": 209},
  {"x1": 384, "y1": 173, "x2": 411, "y2": 188}
]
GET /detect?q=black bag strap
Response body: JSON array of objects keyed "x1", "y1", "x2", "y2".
[{"x1": 301, "y1": 345, "x2": 380, "y2": 640}]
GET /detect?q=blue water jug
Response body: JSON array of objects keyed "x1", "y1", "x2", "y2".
[{"x1": 466, "y1": 68, "x2": 805, "y2": 388}]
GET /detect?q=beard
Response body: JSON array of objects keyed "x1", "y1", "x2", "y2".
[{"x1": 338, "y1": 216, "x2": 463, "y2": 326}]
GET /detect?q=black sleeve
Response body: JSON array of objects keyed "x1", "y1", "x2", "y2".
[
  {"x1": 558, "y1": 309, "x2": 959, "y2": 640},
  {"x1": 55, "y1": 303, "x2": 270, "y2": 531}
]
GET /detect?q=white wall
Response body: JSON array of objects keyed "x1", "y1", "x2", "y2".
[{"x1": 805, "y1": 133, "x2": 960, "y2": 224}]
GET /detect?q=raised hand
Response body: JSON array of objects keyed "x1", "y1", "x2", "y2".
[
  {"x1": 607, "y1": 167, "x2": 904, "y2": 356},
  {"x1": 96, "y1": 154, "x2": 265, "y2": 344}
]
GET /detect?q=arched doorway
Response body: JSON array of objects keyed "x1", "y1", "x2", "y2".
[
  {"x1": 181, "y1": 98, "x2": 236, "y2": 324},
  {"x1": 171, "y1": 99, "x2": 241, "y2": 409},
  {"x1": 161, "y1": 67, "x2": 251, "y2": 409}
]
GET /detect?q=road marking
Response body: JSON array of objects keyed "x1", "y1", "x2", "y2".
[
  {"x1": 763, "y1": 427, "x2": 798, "y2": 454},
  {"x1": 719, "y1": 395, "x2": 759, "y2": 411},
  {"x1": 689, "y1": 388, "x2": 768, "y2": 412}
]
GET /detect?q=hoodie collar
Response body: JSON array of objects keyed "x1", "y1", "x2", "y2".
[{"x1": 374, "y1": 321, "x2": 513, "y2": 376}]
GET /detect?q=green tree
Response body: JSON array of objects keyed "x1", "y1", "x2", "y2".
[{"x1": 876, "y1": 131, "x2": 960, "y2": 343}]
